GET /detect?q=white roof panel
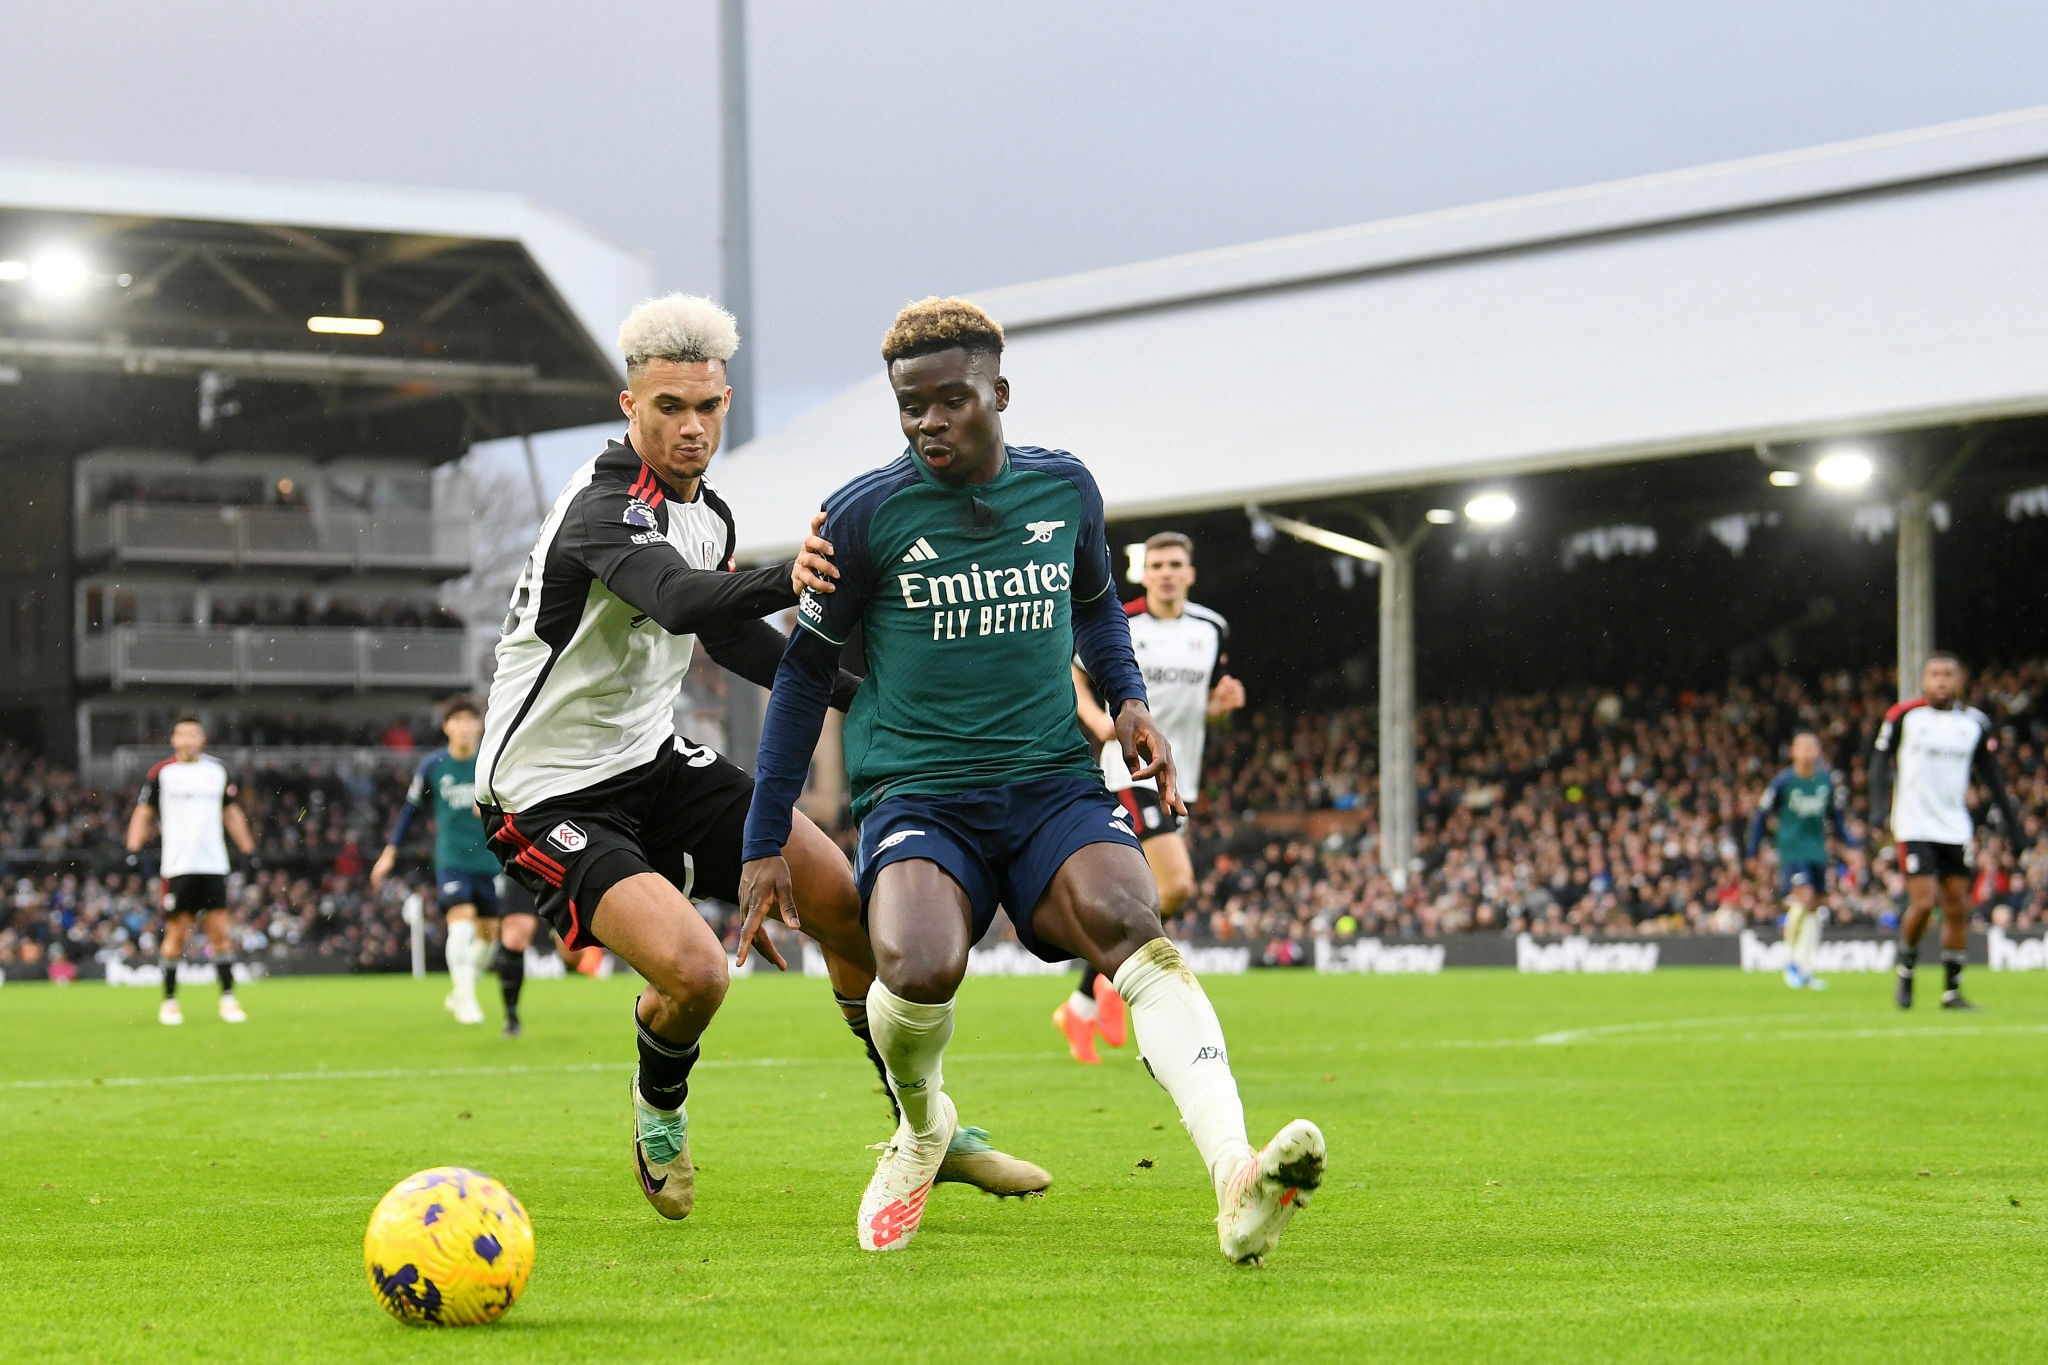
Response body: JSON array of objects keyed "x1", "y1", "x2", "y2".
[{"x1": 717, "y1": 107, "x2": 2048, "y2": 560}]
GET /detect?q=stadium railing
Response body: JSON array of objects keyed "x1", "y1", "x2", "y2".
[
  {"x1": 76, "y1": 627, "x2": 475, "y2": 691},
  {"x1": 80, "y1": 502, "x2": 471, "y2": 573}
]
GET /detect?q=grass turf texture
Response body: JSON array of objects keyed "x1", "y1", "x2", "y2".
[{"x1": 3, "y1": 969, "x2": 2046, "y2": 1363}]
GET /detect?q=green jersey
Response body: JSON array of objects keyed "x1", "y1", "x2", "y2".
[
  {"x1": 784, "y1": 446, "x2": 1135, "y2": 821},
  {"x1": 1747, "y1": 766, "x2": 1849, "y2": 866},
  {"x1": 394, "y1": 748, "x2": 499, "y2": 875}
]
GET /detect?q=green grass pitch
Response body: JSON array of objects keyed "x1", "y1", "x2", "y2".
[{"x1": 4, "y1": 967, "x2": 2046, "y2": 1362}]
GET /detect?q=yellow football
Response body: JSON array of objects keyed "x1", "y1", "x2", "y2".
[{"x1": 364, "y1": 1166, "x2": 534, "y2": 1326}]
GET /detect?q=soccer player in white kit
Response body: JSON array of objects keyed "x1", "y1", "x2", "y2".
[
  {"x1": 1871, "y1": 652, "x2": 2028, "y2": 1011},
  {"x1": 125, "y1": 716, "x2": 259, "y2": 1025},
  {"x1": 1058, "y1": 532, "x2": 1245, "y2": 1063}
]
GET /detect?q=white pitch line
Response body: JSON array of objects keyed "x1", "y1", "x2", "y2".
[{"x1": 3, "y1": 1051, "x2": 1055, "y2": 1093}]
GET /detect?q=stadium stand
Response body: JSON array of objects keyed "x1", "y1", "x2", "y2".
[{"x1": 4, "y1": 659, "x2": 2044, "y2": 974}]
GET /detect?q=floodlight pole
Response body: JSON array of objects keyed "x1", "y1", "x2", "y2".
[
  {"x1": 1896, "y1": 489, "x2": 1934, "y2": 695},
  {"x1": 1894, "y1": 436, "x2": 1978, "y2": 696},
  {"x1": 719, "y1": 0, "x2": 756, "y2": 450},
  {"x1": 1362, "y1": 512, "x2": 1429, "y2": 893},
  {"x1": 1253, "y1": 504, "x2": 1429, "y2": 890}
]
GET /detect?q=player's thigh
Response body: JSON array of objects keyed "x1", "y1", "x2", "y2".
[
  {"x1": 202, "y1": 908, "x2": 234, "y2": 949},
  {"x1": 1030, "y1": 842, "x2": 1167, "y2": 976},
  {"x1": 160, "y1": 912, "x2": 193, "y2": 953},
  {"x1": 1939, "y1": 875, "x2": 1973, "y2": 917},
  {"x1": 690, "y1": 795, "x2": 871, "y2": 968},
  {"x1": 444, "y1": 901, "x2": 477, "y2": 923},
  {"x1": 1142, "y1": 831, "x2": 1196, "y2": 904},
  {"x1": 498, "y1": 913, "x2": 537, "y2": 952},
  {"x1": 475, "y1": 916, "x2": 500, "y2": 943},
  {"x1": 867, "y1": 859, "x2": 974, "y2": 1004},
  {"x1": 589, "y1": 872, "x2": 727, "y2": 1005}
]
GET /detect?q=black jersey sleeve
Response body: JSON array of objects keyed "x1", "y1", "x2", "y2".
[
  {"x1": 698, "y1": 617, "x2": 863, "y2": 710},
  {"x1": 572, "y1": 484, "x2": 796, "y2": 636},
  {"x1": 1971, "y1": 721, "x2": 2028, "y2": 849}
]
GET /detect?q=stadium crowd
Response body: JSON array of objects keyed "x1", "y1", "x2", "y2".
[
  {"x1": 1188, "y1": 661, "x2": 2048, "y2": 962},
  {"x1": 3, "y1": 658, "x2": 2046, "y2": 973}
]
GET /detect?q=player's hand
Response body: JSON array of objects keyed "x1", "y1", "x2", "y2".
[
  {"x1": 369, "y1": 845, "x2": 396, "y2": 890},
  {"x1": 1207, "y1": 674, "x2": 1246, "y2": 719},
  {"x1": 1116, "y1": 700, "x2": 1185, "y2": 817},
  {"x1": 792, "y1": 511, "x2": 838, "y2": 596},
  {"x1": 736, "y1": 856, "x2": 801, "y2": 970}
]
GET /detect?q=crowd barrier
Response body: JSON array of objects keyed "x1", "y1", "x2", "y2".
[{"x1": 7, "y1": 929, "x2": 2045, "y2": 985}]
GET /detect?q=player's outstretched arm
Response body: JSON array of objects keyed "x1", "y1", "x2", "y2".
[
  {"x1": 1972, "y1": 733, "x2": 2029, "y2": 851},
  {"x1": 737, "y1": 627, "x2": 843, "y2": 965},
  {"x1": 1115, "y1": 700, "x2": 1184, "y2": 817},
  {"x1": 1071, "y1": 661, "x2": 1117, "y2": 747},
  {"x1": 699, "y1": 619, "x2": 862, "y2": 710}
]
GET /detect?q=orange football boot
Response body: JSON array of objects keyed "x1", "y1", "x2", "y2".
[
  {"x1": 1090, "y1": 974, "x2": 1128, "y2": 1048},
  {"x1": 1052, "y1": 1001, "x2": 1100, "y2": 1064}
]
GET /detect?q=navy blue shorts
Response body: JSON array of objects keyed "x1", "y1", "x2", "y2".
[
  {"x1": 854, "y1": 774, "x2": 1146, "y2": 963},
  {"x1": 1777, "y1": 861, "x2": 1828, "y2": 896},
  {"x1": 437, "y1": 869, "x2": 501, "y2": 918}
]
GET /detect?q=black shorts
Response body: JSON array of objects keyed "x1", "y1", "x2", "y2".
[
  {"x1": 163, "y1": 873, "x2": 228, "y2": 917},
  {"x1": 436, "y1": 869, "x2": 501, "y2": 918},
  {"x1": 1111, "y1": 785, "x2": 1182, "y2": 842},
  {"x1": 1901, "y1": 841, "x2": 1973, "y2": 881},
  {"x1": 479, "y1": 738, "x2": 754, "y2": 951}
]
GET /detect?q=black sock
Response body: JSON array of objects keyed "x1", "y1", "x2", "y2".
[
  {"x1": 1897, "y1": 941, "x2": 1920, "y2": 974},
  {"x1": 215, "y1": 958, "x2": 236, "y2": 995},
  {"x1": 161, "y1": 959, "x2": 178, "y2": 1000},
  {"x1": 1942, "y1": 950, "x2": 1965, "y2": 995},
  {"x1": 499, "y1": 949, "x2": 525, "y2": 1016},
  {"x1": 1078, "y1": 965, "x2": 1100, "y2": 997},
  {"x1": 837, "y1": 992, "x2": 901, "y2": 1125},
  {"x1": 634, "y1": 1006, "x2": 699, "y2": 1111}
]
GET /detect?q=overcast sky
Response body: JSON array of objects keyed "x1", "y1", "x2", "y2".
[{"x1": 8, "y1": 0, "x2": 2048, "y2": 483}]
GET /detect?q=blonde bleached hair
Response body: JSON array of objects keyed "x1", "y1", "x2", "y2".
[
  {"x1": 618, "y1": 293, "x2": 740, "y2": 375},
  {"x1": 881, "y1": 296, "x2": 1004, "y2": 367}
]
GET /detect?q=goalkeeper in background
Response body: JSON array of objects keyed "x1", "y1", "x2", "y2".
[{"x1": 1745, "y1": 730, "x2": 1856, "y2": 989}]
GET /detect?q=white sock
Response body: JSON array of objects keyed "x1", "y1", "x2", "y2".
[
  {"x1": 1114, "y1": 938, "x2": 1254, "y2": 1198},
  {"x1": 1068, "y1": 989, "x2": 1098, "y2": 1020},
  {"x1": 867, "y1": 980, "x2": 954, "y2": 1138},
  {"x1": 447, "y1": 919, "x2": 477, "y2": 1003},
  {"x1": 1797, "y1": 908, "x2": 1823, "y2": 975}
]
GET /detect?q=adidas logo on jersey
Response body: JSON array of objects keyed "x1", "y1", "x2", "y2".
[{"x1": 900, "y1": 537, "x2": 939, "y2": 562}]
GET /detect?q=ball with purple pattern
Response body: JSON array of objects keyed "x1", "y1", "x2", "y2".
[{"x1": 364, "y1": 1166, "x2": 533, "y2": 1327}]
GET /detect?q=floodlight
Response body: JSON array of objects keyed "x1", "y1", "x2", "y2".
[
  {"x1": 0, "y1": 260, "x2": 28, "y2": 282},
  {"x1": 308, "y1": 315, "x2": 385, "y2": 336},
  {"x1": 1123, "y1": 543, "x2": 1146, "y2": 583},
  {"x1": 1814, "y1": 449, "x2": 1874, "y2": 489},
  {"x1": 1768, "y1": 470, "x2": 1802, "y2": 487},
  {"x1": 1464, "y1": 492, "x2": 1517, "y2": 525},
  {"x1": 1424, "y1": 507, "x2": 1457, "y2": 525},
  {"x1": 28, "y1": 248, "x2": 89, "y2": 300}
]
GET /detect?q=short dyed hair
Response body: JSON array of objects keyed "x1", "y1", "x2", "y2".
[
  {"x1": 881, "y1": 296, "x2": 1004, "y2": 367},
  {"x1": 618, "y1": 294, "x2": 740, "y2": 377},
  {"x1": 1145, "y1": 532, "x2": 1194, "y2": 559},
  {"x1": 439, "y1": 695, "x2": 481, "y2": 723}
]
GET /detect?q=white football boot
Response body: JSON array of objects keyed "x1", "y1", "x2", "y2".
[
  {"x1": 858, "y1": 1091, "x2": 957, "y2": 1251},
  {"x1": 218, "y1": 994, "x2": 247, "y2": 1024},
  {"x1": 1217, "y1": 1119, "x2": 1326, "y2": 1265},
  {"x1": 158, "y1": 998, "x2": 184, "y2": 1026},
  {"x1": 629, "y1": 1074, "x2": 695, "y2": 1220}
]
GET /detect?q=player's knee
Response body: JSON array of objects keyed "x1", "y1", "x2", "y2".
[
  {"x1": 647, "y1": 945, "x2": 728, "y2": 1012},
  {"x1": 875, "y1": 944, "x2": 964, "y2": 1005}
]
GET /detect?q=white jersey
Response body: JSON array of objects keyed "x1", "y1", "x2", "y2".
[
  {"x1": 478, "y1": 440, "x2": 794, "y2": 812},
  {"x1": 137, "y1": 754, "x2": 236, "y2": 878},
  {"x1": 1095, "y1": 599, "x2": 1228, "y2": 793},
  {"x1": 1873, "y1": 699, "x2": 1994, "y2": 845}
]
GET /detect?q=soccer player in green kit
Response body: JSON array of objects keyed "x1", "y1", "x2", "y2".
[
  {"x1": 1745, "y1": 730, "x2": 1856, "y2": 990},
  {"x1": 740, "y1": 298, "x2": 1324, "y2": 1263},
  {"x1": 372, "y1": 697, "x2": 540, "y2": 1034}
]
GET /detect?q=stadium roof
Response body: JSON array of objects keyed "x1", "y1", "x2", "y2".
[
  {"x1": 0, "y1": 161, "x2": 651, "y2": 453},
  {"x1": 718, "y1": 105, "x2": 2048, "y2": 559}
]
